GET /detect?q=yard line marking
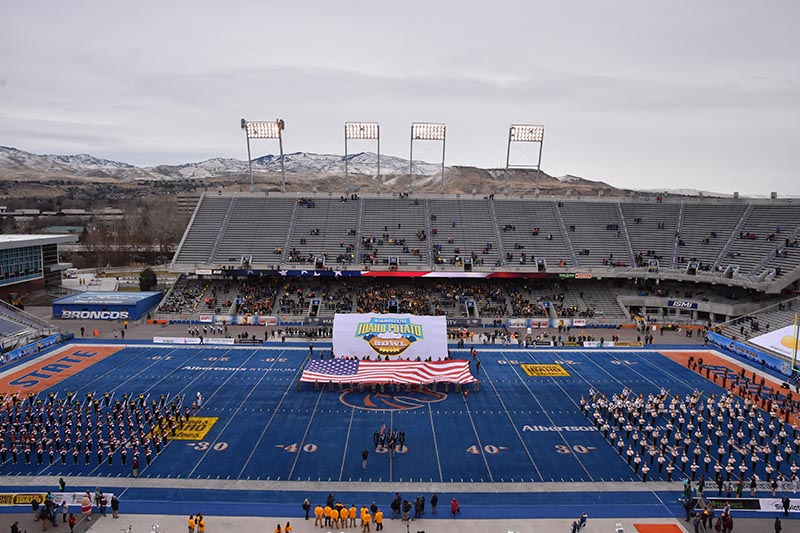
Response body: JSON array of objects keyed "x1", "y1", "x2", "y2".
[
  {"x1": 186, "y1": 348, "x2": 270, "y2": 478},
  {"x1": 287, "y1": 387, "x2": 326, "y2": 480},
  {"x1": 338, "y1": 406, "x2": 356, "y2": 481},
  {"x1": 238, "y1": 349, "x2": 309, "y2": 477},
  {"x1": 427, "y1": 402, "x2": 444, "y2": 482},
  {"x1": 461, "y1": 388, "x2": 494, "y2": 482},
  {"x1": 502, "y1": 350, "x2": 593, "y2": 480},
  {"x1": 480, "y1": 361, "x2": 543, "y2": 482}
]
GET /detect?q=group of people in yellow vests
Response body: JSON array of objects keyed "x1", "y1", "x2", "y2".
[
  {"x1": 314, "y1": 502, "x2": 383, "y2": 531},
  {"x1": 273, "y1": 521, "x2": 293, "y2": 533},
  {"x1": 187, "y1": 513, "x2": 206, "y2": 533}
]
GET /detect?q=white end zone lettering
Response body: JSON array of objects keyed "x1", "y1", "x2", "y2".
[{"x1": 60, "y1": 310, "x2": 129, "y2": 320}]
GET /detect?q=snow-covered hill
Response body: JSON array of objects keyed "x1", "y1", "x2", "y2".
[
  {"x1": 0, "y1": 146, "x2": 135, "y2": 173},
  {"x1": 0, "y1": 146, "x2": 440, "y2": 180}
]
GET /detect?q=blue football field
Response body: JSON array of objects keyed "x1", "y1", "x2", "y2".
[{"x1": 0, "y1": 342, "x2": 723, "y2": 485}]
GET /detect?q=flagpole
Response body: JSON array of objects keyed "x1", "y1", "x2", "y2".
[{"x1": 793, "y1": 312, "x2": 799, "y2": 372}]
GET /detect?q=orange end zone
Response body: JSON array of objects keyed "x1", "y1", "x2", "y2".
[
  {"x1": 634, "y1": 525, "x2": 684, "y2": 533},
  {"x1": 0, "y1": 345, "x2": 123, "y2": 394},
  {"x1": 660, "y1": 349, "x2": 799, "y2": 425}
]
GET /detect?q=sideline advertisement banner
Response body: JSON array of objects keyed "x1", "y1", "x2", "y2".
[
  {"x1": 0, "y1": 491, "x2": 115, "y2": 508},
  {"x1": 707, "y1": 331, "x2": 792, "y2": 375},
  {"x1": 153, "y1": 337, "x2": 235, "y2": 345},
  {"x1": 333, "y1": 313, "x2": 447, "y2": 360},
  {"x1": 702, "y1": 497, "x2": 800, "y2": 512},
  {"x1": 4, "y1": 334, "x2": 62, "y2": 363},
  {"x1": 750, "y1": 325, "x2": 800, "y2": 359}
]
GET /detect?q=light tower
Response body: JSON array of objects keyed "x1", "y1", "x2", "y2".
[
  {"x1": 503, "y1": 124, "x2": 544, "y2": 195},
  {"x1": 240, "y1": 118, "x2": 286, "y2": 191},
  {"x1": 344, "y1": 122, "x2": 380, "y2": 191},
  {"x1": 409, "y1": 122, "x2": 446, "y2": 194}
]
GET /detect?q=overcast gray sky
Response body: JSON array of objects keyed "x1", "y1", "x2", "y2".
[{"x1": 2, "y1": 1, "x2": 799, "y2": 195}]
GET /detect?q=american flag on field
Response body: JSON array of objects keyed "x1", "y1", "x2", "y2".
[{"x1": 299, "y1": 358, "x2": 476, "y2": 385}]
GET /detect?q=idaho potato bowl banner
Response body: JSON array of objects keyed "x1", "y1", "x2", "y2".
[{"x1": 333, "y1": 313, "x2": 448, "y2": 361}]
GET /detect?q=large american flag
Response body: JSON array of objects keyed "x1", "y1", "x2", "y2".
[{"x1": 300, "y1": 359, "x2": 476, "y2": 385}]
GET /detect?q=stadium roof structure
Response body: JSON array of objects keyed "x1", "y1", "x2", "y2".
[
  {"x1": 0, "y1": 234, "x2": 78, "y2": 250},
  {"x1": 52, "y1": 291, "x2": 162, "y2": 306}
]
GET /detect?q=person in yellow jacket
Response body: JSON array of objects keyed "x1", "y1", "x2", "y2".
[
  {"x1": 196, "y1": 515, "x2": 205, "y2": 533},
  {"x1": 314, "y1": 504, "x2": 324, "y2": 527},
  {"x1": 330, "y1": 507, "x2": 339, "y2": 529},
  {"x1": 187, "y1": 515, "x2": 195, "y2": 533},
  {"x1": 349, "y1": 504, "x2": 357, "y2": 527},
  {"x1": 274, "y1": 524, "x2": 282, "y2": 533},
  {"x1": 324, "y1": 505, "x2": 332, "y2": 527},
  {"x1": 374, "y1": 509, "x2": 383, "y2": 531},
  {"x1": 284, "y1": 522, "x2": 292, "y2": 533},
  {"x1": 361, "y1": 509, "x2": 371, "y2": 533}
]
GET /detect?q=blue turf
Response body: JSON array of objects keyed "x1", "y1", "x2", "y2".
[{"x1": 1, "y1": 341, "x2": 785, "y2": 520}]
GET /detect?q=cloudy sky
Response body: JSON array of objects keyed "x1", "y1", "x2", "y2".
[{"x1": 2, "y1": 1, "x2": 799, "y2": 195}]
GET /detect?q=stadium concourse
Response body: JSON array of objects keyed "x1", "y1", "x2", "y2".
[{"x1": 2, "y1": 313, "x2": 799, "y2": 532}]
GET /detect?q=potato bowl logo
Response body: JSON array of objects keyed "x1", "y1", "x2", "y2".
[
  {"x1": 781, "y1": 335, "x2": 800, "y2": 351},
  {"x1": 356, "y1": 317, "x2": 423, "y2": 357}
]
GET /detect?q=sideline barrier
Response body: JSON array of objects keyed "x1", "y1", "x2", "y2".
[
  {"x1": 707, "y1": 331, "x2": 792, "y2": 375},
  {"x1": 153, "y1": 337, "x2": 236, "y2": 345}
]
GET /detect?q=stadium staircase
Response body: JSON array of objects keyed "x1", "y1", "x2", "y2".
[
  {"x1": 676, "y1": 203, "x2": 747, "y2": 271},
  {"x1": 616, "y1": 202, "x2": 636, "y2": 266},
  {"x1": 215, "y1": 196, "x2": 295, "y2": 266},
  {"x1": 487, "y1": 200, "x2": 507, "y2": 266},
  {"x1": 713, "y1": 203, "x2": 754, "y2": 272},
  {"x1": 172, "y1": 195, "x2": 233, "y2": 265},
  {"x1": 558, "y1": 201, "x2": 631, "y2": 267},
  {"x1": 620, "y1": 201, "x2": 680, "y2": 269},
  {"x1": 671, "y1": 202, "x2": 685, "y2": 269},
  {"x1": 280, "y1": 200, "x2": 299, "y2": 263}
]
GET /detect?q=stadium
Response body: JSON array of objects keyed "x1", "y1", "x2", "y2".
[{"x1": 1, "y1": 174, "x2": 799, "y2": 533}]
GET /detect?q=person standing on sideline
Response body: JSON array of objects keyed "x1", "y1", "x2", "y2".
[
  {"x1": 111, "y1": 495, "x2": 119, "y2": 519},
  {"x1": 68, "y1": 514, "x2": 76, "y2": 533},
  {"x1": 430, "y1": 493, "x2": 438, "y2": 514},
  {"x1": 362, "y1": 449, "x2": 369, "y2": 469},
  {"x1": 302, "y1": 498, "x2": 310, "y2": 520},
  {"x1": 578, "y1": 512, "x2": 588, "y2": 529},
  {"x1": 782, "y1": 496, "x2": 791, "y2": 516},
  {"x1": 450, "y1": 497, "x2": 459, "y2": 517},
  {"x1": 59, "y1": 477, "x2": 66, "y2": 492},
  {"x1": 188, "y1": 514, "x2": 196, "y2": 533},
  {"x1": 775, "y1": 516, "x2": 782, "y2": 532}
]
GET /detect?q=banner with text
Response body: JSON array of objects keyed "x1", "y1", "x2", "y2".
[{"x1": 333, "y1": 313, "x2": 447, "y2": 361}]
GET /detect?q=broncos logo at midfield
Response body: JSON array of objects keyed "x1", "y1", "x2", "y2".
[{"x1": 340, "y1": 388, "x2": 447, "y2": 411}]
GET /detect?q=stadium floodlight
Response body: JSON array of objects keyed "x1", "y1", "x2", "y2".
[
  {"x1": 411, "y1": 122, "x2": 446, "y2": 141},
  {"x1": 344, "y1": 122, "x2": 380, "y2": 190},
  {"x1": 240, "y1": 118, "x2": 286, "y2": 191},
  {"x1": 504, "y1": 123, "x2": 545, "y2": 195},
  {"x1": 409, "y1": 122, "x2": 447, "y2": 194}
]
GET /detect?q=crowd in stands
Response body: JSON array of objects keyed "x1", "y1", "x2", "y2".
[
  {"x1": 235, "y1": 279, "x2": 280, "y2": 316},
  {"x1": 355, "y1": 283, "x2": 429, "y2": 315},
  {"x1": 155, "y1": 276, "x2": 771, "y2": 323},
  {"x1": 158, "y1": 278, "x2": 207, "y2": 314}
]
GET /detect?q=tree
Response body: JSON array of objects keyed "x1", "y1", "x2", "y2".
[{"x1": 139, "y1": 267, "x2": 158, "y2": 291}]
